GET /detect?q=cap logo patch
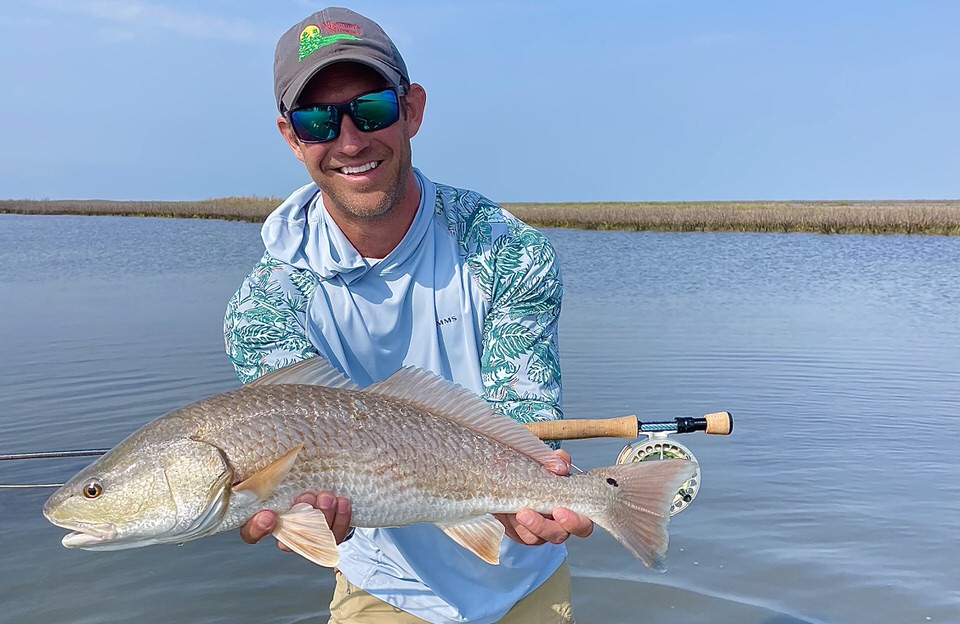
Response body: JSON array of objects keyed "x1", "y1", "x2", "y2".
[{"x1": 298, "y1": 22, "x2": 362, "y2": 61}]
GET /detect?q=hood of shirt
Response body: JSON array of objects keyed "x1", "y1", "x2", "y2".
[{"x1": 260, "y1": 169, "x2": 435, "y2": 285}]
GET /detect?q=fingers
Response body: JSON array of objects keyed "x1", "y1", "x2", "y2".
[
  {"x1": 494, "y1": 513, "x2": 525, "y2": 544},
  {"x1": 239, "y1": 509, "x2": 277, "y2": 545},
  {"x1": 496, "y1": 512, "x2": 546, "y2": 545},
  {"x1": 307, "y1": 492, "x2": 353, "y2": 543},
  {"x1": 514, "y1": 509, "x2": 567, "y2": 544},
  {"x1": 514, "y1": 510, "x2": 552, "y2": 545},
  {"x1": 545, "y1": 448, "x2": 571, "y2": 476},
  {"x1": 552, "y1": 507, "x2": 594, "y2": 538},
  {"x1": 506, "y1": 506, "x2": 595, "y2": 546},
  {"x1": 239, "y1": 491, "x2": 354, "y2": 550}
]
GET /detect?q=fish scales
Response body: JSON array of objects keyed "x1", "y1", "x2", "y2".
[
  {"x1": 44, "y1": 357, "x2": 697, "y2": 570},
  {"x1": 185, "y1": 384, "x2": 577, "y2": 529}
]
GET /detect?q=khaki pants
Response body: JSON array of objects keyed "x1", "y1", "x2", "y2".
[{"x1": 328, "y1": 560, "x2": 575, "y2": 623}]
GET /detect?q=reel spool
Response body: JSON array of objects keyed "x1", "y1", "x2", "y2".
[{"x1": 616, "y1": 435, "x2": 700, "y2": 515}]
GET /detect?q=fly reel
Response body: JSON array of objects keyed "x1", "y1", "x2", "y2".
[
  {"x1": 524, "y1": 410, "x2": 732, "y2": 516},
  {"x1": 616, "y1": 434, "x2": 700, "y2": 515}
]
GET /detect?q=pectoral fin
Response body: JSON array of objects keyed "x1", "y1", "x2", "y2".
[
  {"x1": 232, "y1": 443, "x2": 303, "y2": 503},
  {"x1": 437, "y1": 515, "x2": 504, "y2": 565},
  {"x1": 272, "y1": 502, "x2": 340, "y2": 567}
]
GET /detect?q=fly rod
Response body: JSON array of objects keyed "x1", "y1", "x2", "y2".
[
  {"x1": 0, "y1": 449, "x2": 110, "y2": 488},
  {"x1": 0, "y1": 413, "x2": 732, "y2": 489},
  {"x1": 0, "y1": 412, "x2": 731, "y2": 463},
  {"x1": 523, "y1": 411, "x2": 733, "y2": 441},
  {"x1": 0, "y1": 449, "x2": 111, "y2": 461}
]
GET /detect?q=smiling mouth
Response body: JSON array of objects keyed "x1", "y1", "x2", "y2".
[{"x1": 338, "y1": 161, "x2": 380, "y2": 175}]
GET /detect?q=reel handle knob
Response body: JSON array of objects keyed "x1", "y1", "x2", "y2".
[{"x1": 704, "y1": 411, "x2": 733, "y2": 435}]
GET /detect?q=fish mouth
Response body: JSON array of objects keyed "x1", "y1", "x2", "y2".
[{"x1": 48, "y1": 519, "x2": 118, "y2": 548}]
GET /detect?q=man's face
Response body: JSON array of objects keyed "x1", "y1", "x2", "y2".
[{"x1": 278, "y1": 63, "x2": 425, "y2": 221}]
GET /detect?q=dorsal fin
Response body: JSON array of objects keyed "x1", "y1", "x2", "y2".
[
  {"x1": 248, "y1": 356, "x2": 359, "y2": 389},
  {"x1": 364, "y1": 367, "x2": 565, "y2": 471}
]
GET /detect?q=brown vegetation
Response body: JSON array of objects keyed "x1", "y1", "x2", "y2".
[
  {"x1": 2, "y1": 198, "x2": 958, "y2": 235},
  {"x1": 502, "y1": 200, "x2": 960, "y2": 235},
  {"x1": 0, "y1": 196, "x2": 283, "y2": 222}
]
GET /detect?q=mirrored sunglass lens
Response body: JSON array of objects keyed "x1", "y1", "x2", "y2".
[
  {"x1": 351, "y1": 90, "x2": 400, "y2": 131},
  {"x1": 291, "y1": 106, "x2": 338, "y2": 142}
]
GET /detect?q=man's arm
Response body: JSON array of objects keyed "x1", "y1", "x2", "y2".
[
  {"x1": 479, "y1": 222, "x2": 594, "y2": 543},
  {"x1": 224, "y1": 252, "x2": 320, "y2": 382},
  {"x1": 225, "y1": 253, "x2": 354, "y2": 546},
  {"x1": 477, "y1": 224, "x2": 564, "y2": 431}
]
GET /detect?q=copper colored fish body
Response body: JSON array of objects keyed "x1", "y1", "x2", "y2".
[{"x1": 44, "y1": 357, "x2": 695, "y2": 569}]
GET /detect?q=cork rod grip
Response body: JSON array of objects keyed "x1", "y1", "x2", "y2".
[
  {"x1": 523, "y1": 415, "x2": 639, "y2": 440},
  {"x1": 704, "y1": 411, "x2": 733, "y2": 435}
]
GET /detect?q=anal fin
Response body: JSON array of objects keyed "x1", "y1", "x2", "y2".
[
  {"x1": 273, "y1": 502, "x2": 340, "y2": 567},
  {"x1": 437, "y1": 515, "x2": 504, "y2": 565}
]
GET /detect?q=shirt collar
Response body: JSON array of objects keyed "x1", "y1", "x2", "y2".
[{"x1": 260, "y1": 169, "x2": 435, "y2": 284}]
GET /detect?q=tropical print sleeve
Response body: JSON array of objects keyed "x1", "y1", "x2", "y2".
[
  {"x1": 223, "y1": 252, "x2": 320, "y2": 384},
  {"x1": 441, "y1": 186, "x2": 564, "y2": 435},
  {"x1": 478, "y1": 223, "x2": 564, "y2": 430}
]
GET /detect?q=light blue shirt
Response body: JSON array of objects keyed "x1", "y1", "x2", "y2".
[{"x1": 224, "y1": 169, "x2": 566, "y2": 624}]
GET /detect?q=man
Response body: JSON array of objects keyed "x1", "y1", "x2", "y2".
[{"x1": 223, "y1": 7, "x2": 592, "y2": 623}]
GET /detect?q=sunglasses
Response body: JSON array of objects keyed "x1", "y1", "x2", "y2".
[{"x1": 287, "y1": 87, "x2": 404, "y2": 143}]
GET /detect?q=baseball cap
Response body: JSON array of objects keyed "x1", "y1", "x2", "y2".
[{"x1": 274, "y1": 7, "x2": 410, "y2": 113}]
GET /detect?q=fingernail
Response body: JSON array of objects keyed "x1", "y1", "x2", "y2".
[
  {"x1": 317, "y1": 493, "x2": 335, "y2": 510},
  {"x1": 516, "y1": 509, "x2": 534, "y2": 525}
]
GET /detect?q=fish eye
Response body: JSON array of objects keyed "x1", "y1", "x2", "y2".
[{"x1": 82, "y1": 479, "x2": 103, "y2": 499}]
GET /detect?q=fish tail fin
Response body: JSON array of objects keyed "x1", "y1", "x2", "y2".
[{"x1": 588, "y1": 459, "x2": 697, "y2": 571}]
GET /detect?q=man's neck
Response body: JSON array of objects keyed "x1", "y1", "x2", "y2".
[{"x1": 322, "y1": 170, "x2": 421, "y2": 259}]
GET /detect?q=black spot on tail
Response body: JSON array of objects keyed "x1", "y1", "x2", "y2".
[{"x1": 606, "y1": 477, "x2": 619, "y2": 487}]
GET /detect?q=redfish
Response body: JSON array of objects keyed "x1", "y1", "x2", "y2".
[{"x1": 44, "y1": 356, "x2": 694, "y2": 569}]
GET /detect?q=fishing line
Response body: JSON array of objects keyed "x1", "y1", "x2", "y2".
[
  {"x1": 0, "y1": 449, "x2": 109, "y2": 461},
  {"x1": 0, "y1": 483, "x2": 64, "y2": 489},
  {"x1": 0, "y1": 449, "x2": 108, "y2": 489}
]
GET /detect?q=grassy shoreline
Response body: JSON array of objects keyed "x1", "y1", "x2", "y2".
[{"x1": 2, "y1": 197, "x2": 959, "y2": 235}]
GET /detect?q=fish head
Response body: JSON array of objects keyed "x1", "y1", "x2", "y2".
[{"x1": 43, "y1": 430, "x2": 233, "y2": 550}]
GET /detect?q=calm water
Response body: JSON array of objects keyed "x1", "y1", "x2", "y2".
[{"x1": 1, "y1": 214, "x2": 957, "y2": 624}]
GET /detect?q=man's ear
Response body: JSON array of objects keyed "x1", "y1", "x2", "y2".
[
  {"x1": 277, "y1": 115, "x2": 307, "y2": 163},
  {"x1": 402, "y1": 83, "x2": 427, "y2": 139}
]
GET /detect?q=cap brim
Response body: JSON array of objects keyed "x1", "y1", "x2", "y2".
[{"x1": 281, "y1": 55, "x2": 405, "y2": 112}]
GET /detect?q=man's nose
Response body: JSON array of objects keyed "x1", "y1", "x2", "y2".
[{"x1": 335, "y1": 114, "x2": 370, "y2": 153}]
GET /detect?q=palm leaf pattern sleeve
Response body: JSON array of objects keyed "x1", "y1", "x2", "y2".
[
  {"x1": 440, "y1": 185, "x2": 564, "y2": 432},
  {"x1": 476, "y1": 221, "x2": 564, "y2": 436},
  {"x1": 223, "y1": 252, "x2": 320, "y2": 384}
]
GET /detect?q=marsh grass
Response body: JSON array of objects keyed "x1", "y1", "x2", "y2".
[
  {"x1": 502, "y1": 200, "x2": 960, "y2": 235},
  {"x1": 0, "y1": 196, "x2": 283, "y2": 222},
  {"x1": 2, "y1": 197, "x2": 958, "y2": 235}
]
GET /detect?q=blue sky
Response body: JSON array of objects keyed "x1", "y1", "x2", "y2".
[{"x1": 1, "y1": 0, "x2": 956, "y2": 202}]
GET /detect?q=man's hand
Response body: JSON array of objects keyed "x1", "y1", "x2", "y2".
[
  {"x1": 239, "y1": 491, "x2": 352, "y2": 550},
  {"x1": 496, "y1": 449, "x2": 595, "y2": 545}
]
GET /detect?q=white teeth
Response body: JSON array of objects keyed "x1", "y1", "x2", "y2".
[{"x1": 339, "y1": 161, "x2": 379, "y2": 175}]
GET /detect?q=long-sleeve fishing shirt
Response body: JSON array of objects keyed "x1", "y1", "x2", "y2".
[{"x1": 223, "y1": 168, "x2": 567, "y2": 624}]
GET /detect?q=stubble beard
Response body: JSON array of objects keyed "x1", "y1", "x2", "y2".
[{"x1": 322, "y1": 143, "x2": 413, "y2": 222}]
